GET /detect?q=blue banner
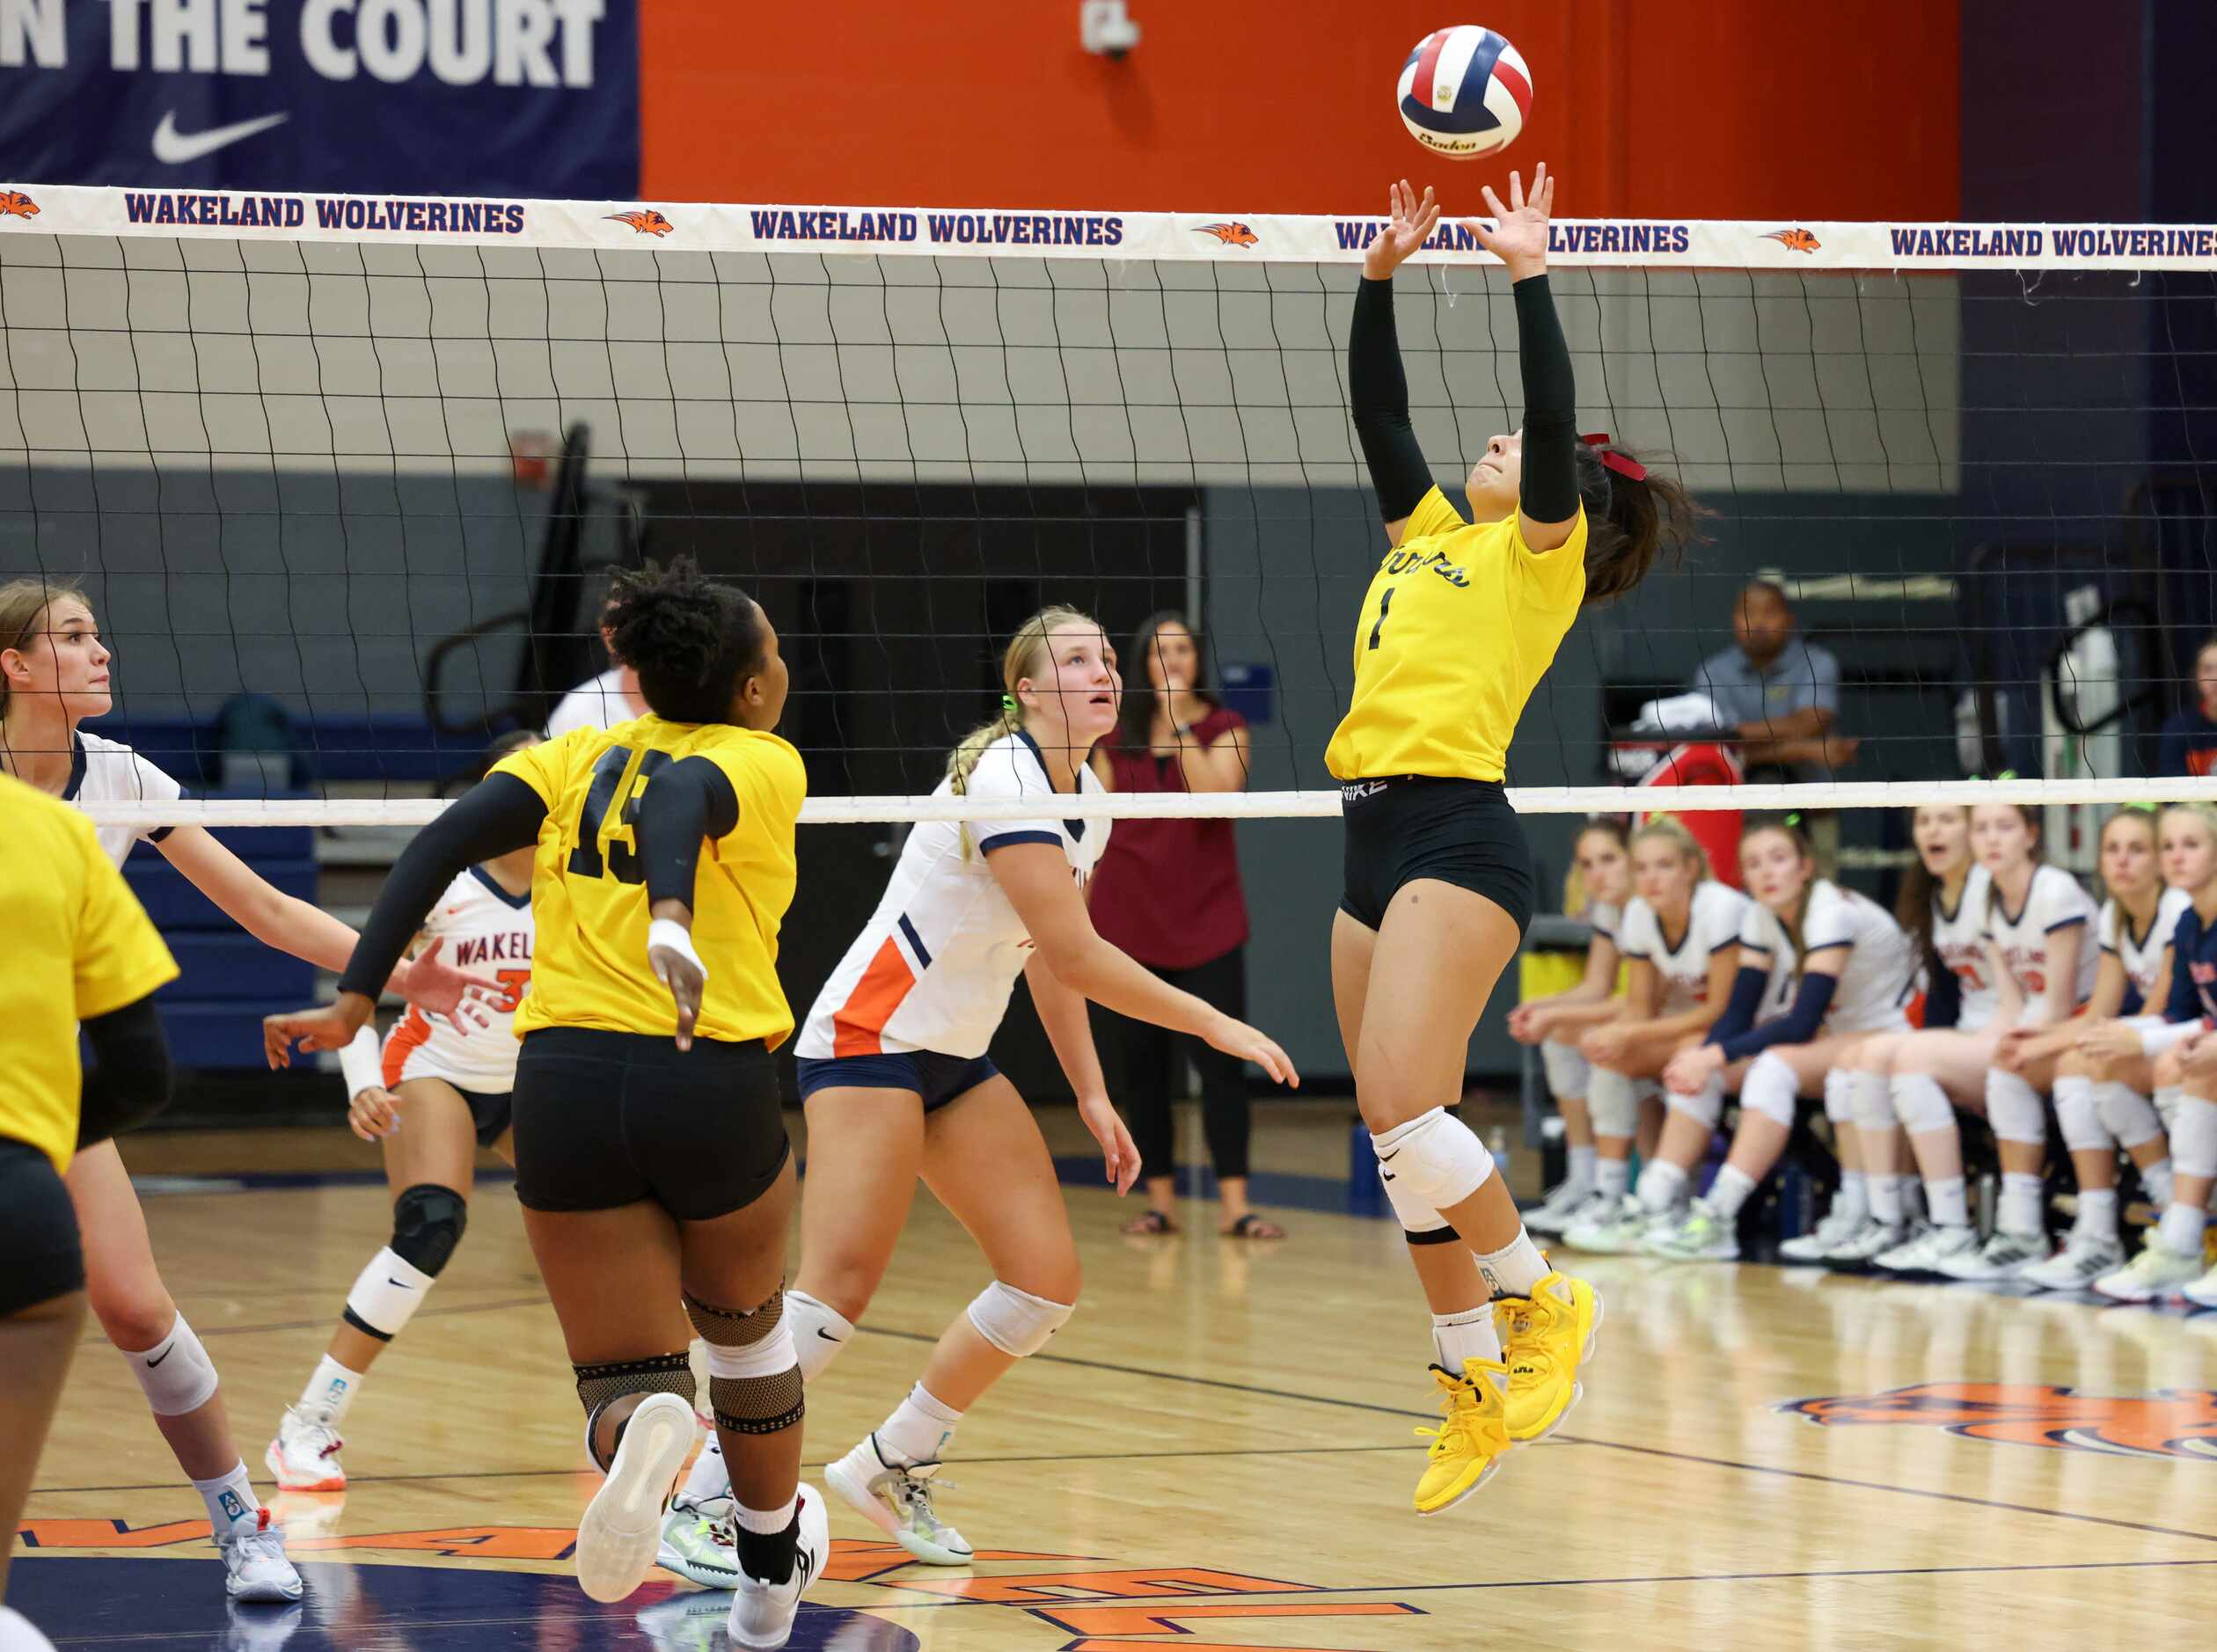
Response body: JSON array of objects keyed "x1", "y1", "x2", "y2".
[{"x1": 0, "y1": 0, "x2": 637, "y2": 198}]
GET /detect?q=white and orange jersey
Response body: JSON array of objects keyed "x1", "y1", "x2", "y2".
[
  {"x1": 1984, "y1": 863, "x2": 2098, "y2": 1020},
  {"x1": 1931, "y1": 863, "x2": 1997, "y2": 1030},
  {"x1": 380, "y1": 866, "x2": 533, "y2": 1093},
  {"x1": 796, "y1": 732, "x2": 1109, "y2": 1062},
  {"x1": 1616, "y1": 881, "x2": 1747, "y2": 1016},
  {"x1": 2100, "y1": 887, "x2": 2191, "y2": 1016}
]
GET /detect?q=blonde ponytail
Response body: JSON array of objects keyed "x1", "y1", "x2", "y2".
[
  {"x1": 0, "y1": 576, "x2": 85, "y2": 720},
  {"x1": 948, "y1": 603, "x2": 1101, "y2": 854}
]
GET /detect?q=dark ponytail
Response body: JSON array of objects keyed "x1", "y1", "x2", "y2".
[
  {"x1": 604, "y1": 556, "x2": 767, "y2": 725},
  {"x1": 1572, "y1": 437, "x2": 1702, "y2": 607}
]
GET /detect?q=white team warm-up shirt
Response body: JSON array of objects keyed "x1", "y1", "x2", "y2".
[
  {"x1": 1740, "y1": 879, "x2": 1916, "y2": 1036},
  {"x1": 543, "y1": 668, "x2": 642, "y2": 738},
  {"x1": 798, "y1": 732, "x2": 1110, "y2": 1061},
  {"x1": 63, "y1": 730, "x2": 187, "y2": 868},
  {"x1": 379, "y1": 867, "x2": 534, "y2": 1093},
  {"x1": 1932, "y1": 863, "x2": 1998, "y2": 1032},
  {"x1": 1616, "y1": 881, "x2": 1748, "y2": 1016},
  {"x1": 2100, "y1": 888, "x2": 2191, "y2": 1014},
  {"x1": 1587, "y1": 898, "x2": 1623, "y2": 948},
  {"x1": 1985, "y1": 863, "x2": 2099, "y2": 1021}
]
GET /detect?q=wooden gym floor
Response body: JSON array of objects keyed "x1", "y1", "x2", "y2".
[{"x1": 12, "y1": 1101, "x2": 2217, "y2": 1649}]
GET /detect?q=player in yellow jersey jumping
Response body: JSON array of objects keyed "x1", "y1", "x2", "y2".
[
  {"x1": 0, "y1": 775, "x2": 179, "y2": 1652},
  {"x1": 1328, "y1": 169, "x2": 1700, "y2": 1513},
  {"x1": 265, "y1": 558, "x2": 825, "y2": 1650}
]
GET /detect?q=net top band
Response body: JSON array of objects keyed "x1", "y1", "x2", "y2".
[{"x1": 3, "y1": 185, "x2": 2213, "y2": 272}]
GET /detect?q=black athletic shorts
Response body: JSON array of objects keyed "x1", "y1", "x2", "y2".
[
  {"x1": 1339, "y1": 776, "x2": 1535, "y2": 938},
  {"x1": 511, "y1": 1027, "x2": 789, "y2": 1221},
  {"x1": 462, "y1": 1088, "x2": 513, "y2": 1150},
  {"x1": 794, "y1": 1049, "x2": 1001, "y2": 1114},
  {"x1": 0, "y1": 1137, "x2": 85, "y2": 1317}
]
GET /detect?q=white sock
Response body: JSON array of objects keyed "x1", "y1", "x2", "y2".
[
  {"x1": 298, "y1": 1354, "x2": 365, "y2": 1425},
  {"x1": 1835, "y1": 1171, "x2": 1869, "y2": 1225},
  {"x1": 192, "y1": 1461, "x2": 261, "y2": 1537},
  {"x1": 1473, "y1": 1228, "x2": 1549, "y2": 1298},
  {"x1": 1430, "y1": 1304, "x2": 1504, "y2": 1371},
  {"x1": 878, "y1": 1383, "x2": 962, "y2": 1466},
  {"x1": 1565, "y1": 1144, "x2": 1598, "y2": 1190},
  {"x1": 2074, "y1": 1188, "x2": 2118, "y2": 1237},
  {"x1": 786, "y1": 1290, "x2": 855, "y2": 1383},
  {"x1": 2160, "y1": 1202, "x2": 2207, "y2": 1256},
  {"x1": 1595, "y1": 1156, "x2": 1631, "y2": 1201},
  {"x1": 679, "y1": 1432, "x2": 729, "y2": 1505},
  {"x1": 1707, "y1": 1164, "x2": 1759, "y2": 1220},
  {"x1": 1998, "y1": 1171, "x2": 2045, "y2": 1236},
  {"x1": 2141, "y1": 1158, "x2": 2175, "y2": 1209},
  {"x1": 1866, "y1": 1173, "x2": 1903, "y2": 1226},
  {"x1": 1635, "y1": 1159, "x2": 1688, "y2": 1214},
  {"x1": 733, "y1": 1492, "x2": 796, "y2": 1534},
  {"x1": 1927, "y1": 1174, "x2": 1971, "y2": 1228}
]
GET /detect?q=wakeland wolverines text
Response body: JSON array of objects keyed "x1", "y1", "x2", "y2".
[{"x1": 123, "y1": 193, "x2": 527, "y2": 235}]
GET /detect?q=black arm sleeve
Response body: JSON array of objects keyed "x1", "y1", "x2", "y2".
[
  {"x1": 1513, "y1": 273, "x2": 1581, "y2": 526},
  {"x1": 640, "y1": 757, "x2": 741, "y2": 910},
  {"x1": 78, "y1": 993, "x2": 173, "y2": 1149},
  {"x1": 337, "y1": 773, "x2": 549, "y2": 1000},
  {"x1": 1718, "y1": 970, "x2": 1840, "y2": 1063},
  {"x1": 1349, "y1": 276, "x2": 1436, "y2": 523},
  {"x1": 1701, "y1": 965, "x2": 1772, "y2": 1049}
]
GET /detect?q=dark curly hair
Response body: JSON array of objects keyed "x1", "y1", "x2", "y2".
[{"x1": 604, "y1": 557, "x2": 767, "y2": 724}]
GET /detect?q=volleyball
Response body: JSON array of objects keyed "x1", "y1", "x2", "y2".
[{"x1": 1397, "y1": 26, "x2": 1532, "y2": 159}]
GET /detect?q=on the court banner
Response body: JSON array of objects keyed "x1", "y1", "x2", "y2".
[{"x1": 0, "y1": 0, "x2": 639, "y2": 199}]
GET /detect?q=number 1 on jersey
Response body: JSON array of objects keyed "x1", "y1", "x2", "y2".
[{"x1": 1368, "y1": 586, "x2": 1397, "y2": 651}]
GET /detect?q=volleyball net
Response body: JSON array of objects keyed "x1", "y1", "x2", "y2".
[{"x1": 4, "y1": 184, "x2": 2214, "y2": 849}]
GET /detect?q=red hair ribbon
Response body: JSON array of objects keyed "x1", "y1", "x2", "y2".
[{"x1": 1581, "y1": 432, "x2": 1647, "y2": 483}]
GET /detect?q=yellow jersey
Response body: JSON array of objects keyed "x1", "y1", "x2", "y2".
[
  {"x1": 493, "y1": 718, "x2": 808, "y2": 1049},
  {"x1": 1324, "y1": 486, "x2": 1588, "y2": 783},
  {"x1": 0, "y1": 774, "x2": 179, "y2": 1173}
]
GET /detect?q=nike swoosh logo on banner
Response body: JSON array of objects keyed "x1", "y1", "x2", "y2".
[
  {"x1": 151, "y1": 110, "x2": 291, "y2": 165},
  {"x1": 145, "y1": 1348, "x2": 172, "y2": 1367}
]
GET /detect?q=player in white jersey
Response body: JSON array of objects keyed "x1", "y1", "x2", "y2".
[
  {"x1": 1993, "y1": 808, "x2": 2190, "y2": 1288},
  {"x1": 0, "y1": 579, "x2": 494, "y2": 1603},
  {"x1": 267, "y1": 735, "x2": 540, "y2": 1492},
  {"x1": 1868, "y1": 804, "x2": 2095, "y2": 1277},
  {"x1": 665, "y1": 606, "x2": 1294, "y2": 1570},
  {"x1": 1505, "y1": 821, "x2": 1632, "y2": 1234},
  {"x1": 1635, "y1": 820, "x2": 1917, "y2": 1261},
  {"x1": 1561, "y1": 819, "x2": 1748, "y2": 1253}
]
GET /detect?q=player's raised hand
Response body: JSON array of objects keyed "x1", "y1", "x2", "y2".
[
  {"x1": 1364, "y1": 179, "x2": 1443, "y2": 280},
  {"x1": 1466, "y1": 163, "x2": 1555, "y2": 281}
]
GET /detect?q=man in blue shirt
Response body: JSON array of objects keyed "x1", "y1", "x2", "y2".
[{"x1": 1695, "y1": 581, "x2": 1858, "y2": 781}]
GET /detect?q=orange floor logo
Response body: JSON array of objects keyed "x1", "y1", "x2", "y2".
[{"x1": 1782, "y1": 1382, "x2": 2217, "y2": 1461}]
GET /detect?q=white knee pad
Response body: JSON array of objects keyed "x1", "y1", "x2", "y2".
[
  {"x1": 1822, "y1": 1068, "x2": 1855, "y2": 1126},
  {"x1": 966, "y1": 1280, "x2": 1075, "y2": 1358},
  {"x1": 2052, "y1": 1075, "x2": 2112, "y2": 1154},
  {"x1": 1741, "y1": 1052, "x2": 1800, "y2": 1130},
  {"x1": 1849, "y1": 1070, "x2": 1897, "y2": 1138},
  {"x1": 784, "y1": 1289, "x2": 855, "y2": 1384},
  {"x1": 2096, "y1": 1081, "x2": 2165, "y2": 1151},
  {"x1": 122, "y1": 1311, "x2": 219, "y2": 1417},
  {"x1": 1540, "y1": 1038, "x2": 1591, "y2": 1101},
  {"x1": 1378, "y1": 1159, "x2": 1454, "y2": 1240},
  {"x1": 2169, "y1": 1094, "x2": 2217, "y2": 1181},
  {"x1": 2155, "y1": 1085, "x2": 2184, "y2": 1134},
  {"x1": 702, "y1": 1316, "x2": 798, "y2": 1384},
  {"x1": 1665, "y1": 1075, "x2": 1725, "y2": 1129},
  {"x1": 1587, "y1": 1066, "x2": 1640, "y2": 1139},
  {"x1": 1985, "y1": 1070, "x2": 2048, "y2": 1147},
  {"x1": 1891, "y1": 1071, "x2": 1957, "y2": 1136},
  {"x1": 1370, "y1": 1107, "x2": 1496, "y2": 1210}
]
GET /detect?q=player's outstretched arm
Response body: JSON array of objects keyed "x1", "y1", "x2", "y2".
[
  {"x1": 1351, "y1": 179, "x2": 1442, "y2": 548},
  {"x1": 1466, "y1": 164, "x2": 1577, "y2": 553}
]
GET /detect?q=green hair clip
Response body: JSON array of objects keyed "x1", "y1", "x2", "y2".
[
  {"x1": 1001, "y1": 692, "x2": 1019, "y2": 717},
  {"x1": 2118, "y1": 800, "x2": 2159, "y2": 815}
]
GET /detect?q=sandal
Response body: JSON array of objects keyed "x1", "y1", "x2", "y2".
[
  {"x1": 1221, "y1": 1213, "x2": 1287, "y2": 1240},
  {"x1": 1123, "y1": 1209, "x2": 1179, "y2": 1235}
]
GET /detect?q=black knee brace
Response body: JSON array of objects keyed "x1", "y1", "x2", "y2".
[
  {"x1": 391, "y1": 1183, "x2": 467, "y2": 1276},
  {"x1": 684, "y1": 1288, "x2": 803, "y2": 1436},
  {"x1": 574, "y1": 1351, "x2": 696, "y2": 1470}
]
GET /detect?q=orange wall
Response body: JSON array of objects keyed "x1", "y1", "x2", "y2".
[{"x1": 640, "y1": 1, "x2": 1957, "y2": 221}]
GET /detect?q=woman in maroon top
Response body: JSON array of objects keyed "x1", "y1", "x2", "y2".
[{"x1": 1087, "y1": 614, "x2": 1280, "y2": 1238}]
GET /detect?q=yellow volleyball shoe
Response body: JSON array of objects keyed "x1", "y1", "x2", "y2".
[
  {"x1": 1495, "y1": 1270, "x2": 1602, "y2": 1442},
  {"x1": 1412, "y1": 1359, "x2": 1511, "y2": 1516}
]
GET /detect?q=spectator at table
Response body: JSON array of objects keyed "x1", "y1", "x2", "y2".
[{"x1": 1695, "y1": 580, "x2": 1859, "y2": 780}]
